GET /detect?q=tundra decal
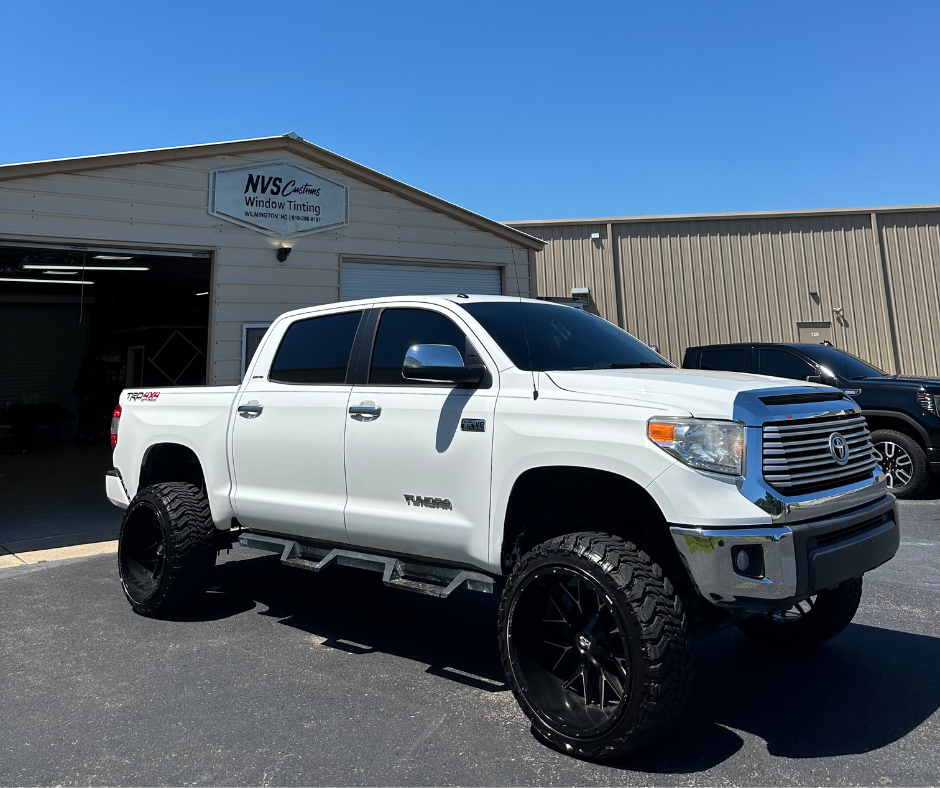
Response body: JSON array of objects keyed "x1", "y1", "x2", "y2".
[{"x1": 403, "y1": 494, "x2": 452, "y2": 510}]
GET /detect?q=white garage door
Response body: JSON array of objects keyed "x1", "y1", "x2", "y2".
[{"x1": 341, "y1": 262, "x2": 501, "y2": 301}]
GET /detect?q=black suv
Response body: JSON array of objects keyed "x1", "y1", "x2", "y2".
[{"x1": 683, "y1": 342, "x2": 940, "y2": 497}]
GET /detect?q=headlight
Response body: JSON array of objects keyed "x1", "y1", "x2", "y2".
[
  {"x1": 648, "y1": 418, "x2": 746, "y2": 476},
  {"x1": 917, "y1": 391, "x2": 938, "y2": 415}
]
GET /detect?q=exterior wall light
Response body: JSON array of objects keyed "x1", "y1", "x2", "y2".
[{"x1": 276, "y1": 246, "x2": 292, "y2": 263}]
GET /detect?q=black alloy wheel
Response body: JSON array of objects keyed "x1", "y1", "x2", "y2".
[
  {"x1": 736, "y1": 577, "x2": 863, "y2": 650},
  {"x1": 500, "y1": 533, "x2": 691, "y2": 760},
  {"x1": 118, "y1": 482, "x2": 216, "y2": 616},
  {"x1": 119, "y1": 502, "x2": 167, "y2": 602},
  {"x1": 507, "y1": 566, "x2": 633, "y2": 737}
]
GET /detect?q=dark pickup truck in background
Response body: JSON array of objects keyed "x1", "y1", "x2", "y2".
[{"x1": 683, "y1": 342, "x2": 940, "y2": 498}]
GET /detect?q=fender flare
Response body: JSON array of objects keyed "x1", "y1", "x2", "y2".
[
  {"x1": 489, "y1": 451, "x2": 671, "y2": 571},
  {"x1": 862, "y1": 409, "x2": 930, "y2": 446}
]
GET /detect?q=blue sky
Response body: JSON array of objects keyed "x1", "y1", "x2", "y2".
[{"x1": 2, "y1": 1, "x2": 938, "y2": 220}]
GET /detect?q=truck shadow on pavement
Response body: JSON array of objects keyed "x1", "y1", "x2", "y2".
[
  {"x1": 199, "y1": 552, "x2": 940, "y2": 773},
  {"x1": 201, "y1": 551, "x2": 509, "y2": 689},
  {"x1": 612, "y1": 622, "x2": 940, "y2": 772}
]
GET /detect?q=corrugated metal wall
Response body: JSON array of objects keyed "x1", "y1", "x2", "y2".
[
  {"x1": 528, "y1": 223, "x2": 620, "y2": 325},
  {"x1": 878, "y1": 211, "x2": 940, "y2": 376},
  {"x1": 513, "y1": 207, "x2": 939, "y2": 376}
]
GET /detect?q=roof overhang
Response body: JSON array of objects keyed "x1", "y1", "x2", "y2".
[
  {"x1": 505, "y1": 204, "x2": 940, "y2": 227},
  {"x1": 0, "y1": 133, "x2": 545, "y2": 250}
]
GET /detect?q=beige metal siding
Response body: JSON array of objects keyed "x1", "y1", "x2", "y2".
[
  {"x1": 513, "y1": 223, "x2": 619, "y2": 324},
  {"x1": 879, "y1": 211, "x2": 940, "y2": 376},
  {"x1": 515, "y1": 211, "x2": 923, "y2": 373},
  {"x1": 0, "y1": 149, "x2": 530, "y2": 385},
  {"x1": 614, "y1": 215, "x2": 896, "y2": 368}
]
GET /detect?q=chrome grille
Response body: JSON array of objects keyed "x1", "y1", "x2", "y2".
[{"x1": 762, "y1": 414, "x2": 878, "y2": 494}]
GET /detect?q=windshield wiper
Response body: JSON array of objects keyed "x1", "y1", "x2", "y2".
[{"x1": 570, "y1": 361, "x2": 672, "y2": 370}]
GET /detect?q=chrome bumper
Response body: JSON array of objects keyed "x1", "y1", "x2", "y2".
[{"x1": 670, "y1": 495, "x2": 899, "y2": 611}]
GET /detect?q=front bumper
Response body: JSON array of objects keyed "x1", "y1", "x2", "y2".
[{"x1": 669, "y1": 495, "x2": 899, "y2": 611}]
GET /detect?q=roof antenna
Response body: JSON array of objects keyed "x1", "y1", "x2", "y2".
[{"x1": 508, "y1": 244, "x2": 538, "y2": 400}]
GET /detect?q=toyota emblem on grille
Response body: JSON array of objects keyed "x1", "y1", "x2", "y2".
[{"x1": 829, "y1": 432, "x2": 849, "y2": 465}]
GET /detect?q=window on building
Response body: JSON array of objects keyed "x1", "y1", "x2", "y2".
[
  {"x1": 758, "y1": 349, "x2": 816, "y2": 381},
  {"x1": 269, "y1": 311, "x2": 363, "y2": 384},
  {"x1": 700, "y1": 348, "x2": 747, "y2": 372},
  {"x1": 369, "y1": 308, "x2": 468, "y2": 385},
  {"x1": 242, "y1": 324, "x2": 270, "y2": 377}
]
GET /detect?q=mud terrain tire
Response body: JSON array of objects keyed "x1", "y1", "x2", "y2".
[
  {"x1": 499, "y1": 532, "x2": 691, "y2": 760},
  {"x1": 118, "y1": 482, "x2": 216, "y2": 616}
]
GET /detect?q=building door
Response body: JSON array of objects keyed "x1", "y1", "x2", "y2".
[{"x1": 797, "y1": 322, "x2": 832, "y2": 344}]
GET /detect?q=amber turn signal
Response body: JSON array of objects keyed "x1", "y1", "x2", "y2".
[{"x1": 648, "y1": 422, "x2": 675, "y2": 443}]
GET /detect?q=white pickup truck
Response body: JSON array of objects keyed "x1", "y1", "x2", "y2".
[{"x1": 106, "y1": 294, "x2": 899, "y2": 760}]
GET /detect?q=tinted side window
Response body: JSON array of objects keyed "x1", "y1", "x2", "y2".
[
  {"x1": 370, "y1": 308, "x2": 468, "y2": 385},
  {"x1": 700, "y1": 349, "x2": 747, "y2": 372},
  {"x1": 269, "y1": 311, "x2": 363, "y2": 384},
  {"x1": 758, "y1": 349, "x2": 815, "y2": 381}
]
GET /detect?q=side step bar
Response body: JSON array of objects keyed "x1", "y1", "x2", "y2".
[{"x1": 239, "y1": 533, "x2": 495, "y2": 598}]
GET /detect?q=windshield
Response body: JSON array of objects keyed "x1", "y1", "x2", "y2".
[
  {"x1": 798, "y1": 345, "x2": 884, "y2": 379},
  {"x1": 460, "y1": 301, "x2": 672, "y2": 372}
]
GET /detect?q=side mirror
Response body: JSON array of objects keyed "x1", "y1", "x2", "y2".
[{"x1": 402, "y1": 344, "x2": 484, "y2": 384}]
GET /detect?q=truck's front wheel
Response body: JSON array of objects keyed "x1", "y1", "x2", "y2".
[
  {"x1": 736, "y1": 577, "x2": 863, "y2": 650},
  {"x1": 118, "y1": 482, "x2": 216, "y2": 617},
  {"x1": 499, "y1": 533, "x2": 691, "y2": 760}
]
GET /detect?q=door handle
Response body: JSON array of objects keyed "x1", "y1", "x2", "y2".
[
  {"x1": 348, "y1": 403, "x2": 381, "y2": 419},
  {"x1": 237, "y1": 403, "x2": 263, "y2": 419}
]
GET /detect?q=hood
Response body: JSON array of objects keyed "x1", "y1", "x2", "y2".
[
  {"x1": 546, "y1": 368, "x2": 828, "y2": 419},
  {"x1": 852, "y1": 375, "x2": 940, "y2": 389}
]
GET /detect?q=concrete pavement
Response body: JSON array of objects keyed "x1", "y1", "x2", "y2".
[{"x1": 0, "y1": 497, "x2": 937, "y2": 785}]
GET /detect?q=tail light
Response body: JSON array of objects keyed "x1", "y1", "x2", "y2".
[{"x1": 110, "y1": 404, "x2": 122, "y2": 449}]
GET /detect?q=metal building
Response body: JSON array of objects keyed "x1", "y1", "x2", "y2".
[
  {"x1": 508, "y1": 206, "x2": 940, "y2": 376},
  {"x1": 0, "y1": 133, "x2": 542, "y2": 456}
]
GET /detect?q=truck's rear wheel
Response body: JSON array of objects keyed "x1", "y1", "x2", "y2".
[
  {"x1": 737, "y1": 577, "x2": 863, "y2": 649},
  {"x1": 499, "y1": 533, "x2": 691, "y2": 761},
  {"x1": 118, "y1": 482, "x2": 216, "y2": 617}
]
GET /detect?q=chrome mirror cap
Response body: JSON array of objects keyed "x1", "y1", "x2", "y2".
[
  {"x1": 404, "y1": 344, "x2": 465, "y2": 369},
  {"x1": 402, "y1": 344, "x2": 484, "y2": 384}
]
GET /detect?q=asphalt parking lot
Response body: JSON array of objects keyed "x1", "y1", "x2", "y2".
[{"x1": 1, "y1": 497, "x2": 938, "y2": 787}]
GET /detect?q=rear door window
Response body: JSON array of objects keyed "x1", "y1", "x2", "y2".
[
  {"x1": 700, "y1": 349, "x2": 747, "y2": 372},
  {"x1": 758, "y1": 349, "x2": 816, "y2": 381},
  {"x1": 269, "y1": 311, "x2": 363, "y2": 384}
]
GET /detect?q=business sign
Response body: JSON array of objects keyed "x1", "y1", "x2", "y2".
[{"x1": 208, "y1": 159, "x2": 349, "y2": 239}]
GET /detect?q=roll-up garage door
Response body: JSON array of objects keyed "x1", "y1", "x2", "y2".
[{"x1": 341, "y1": 262, "x2": 501, "y2": 301}]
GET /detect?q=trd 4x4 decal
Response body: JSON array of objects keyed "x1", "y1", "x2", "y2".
[{"x1": 126, "y1": 391, "x2": 161, "y2": 401}]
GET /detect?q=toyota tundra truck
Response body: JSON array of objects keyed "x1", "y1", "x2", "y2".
[{"x1": 106, "y1": 295, "x2": 899, "y2": 760}]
